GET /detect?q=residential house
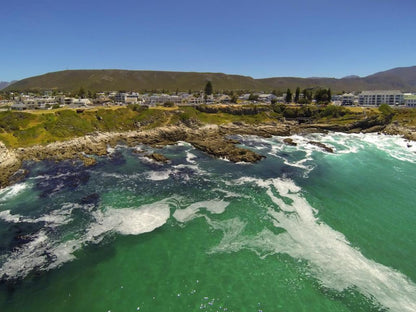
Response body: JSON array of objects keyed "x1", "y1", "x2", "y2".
[
  {"x1": 11, "y1": 103, "x2": 27, "y2": 110},
  {"x1": 115, "y1": 92, "x2": 140, "y2": 104},
  {"x1": 257, "y1": 94, "x2": 277, "y2": 103},
  {"x1": 22, "y1": 96, "x2": 58, "y2": 109}
]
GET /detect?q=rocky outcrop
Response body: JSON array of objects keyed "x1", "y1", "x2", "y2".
[
  {"x1": 145, "y1": 153, "x2": 170, "y2": 163},
  {"x1": 0, "y1": 125, "x2": 265, "y2": 188},
  {"x1": 188, "y1": 137, "x2": 264, "y2": 163},
  {"x1": 283, "y1": 138, "x2": 297, "y2": 146},
  {"x1": 0, "y1": 142, "x2": 22, "y2": 187},
  {"x1": 219, "y1": 122, "x2": 292, "y2": 137},
  {"x1": 308, "y1": 141, "x2": 334, "y2": 153},
  {"x1": 382, "y1": 124, "x2": 416, "y2": 141}
]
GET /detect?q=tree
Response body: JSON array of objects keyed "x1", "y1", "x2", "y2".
[
  {"x1": 303, "y1": 89, "x2": 313, "y2": 103},
  {"x1": 204, "y1": 81, "x2": 213, "y2": 95},
  {"x1": 230, "y1": 94, "x2": 238, "y2": 103},
  {"x1": 78, "y1": 86, "x2": 86, "y2": 99},
  {"x1": 314, "y1": 88, "x2": 330, "y2": 104},
  {"x1": 328, "y1": 88, "x2": 332, "y2": 103},
  {"x1": 285, "y1": 88, "x2": 292, "y2": 103},
  {"x1": 294, "y1": 87, "x2": 300, "y2": 103},
  {"x1": 248, "y1": 93, "x2": 259, "y2": 101}
]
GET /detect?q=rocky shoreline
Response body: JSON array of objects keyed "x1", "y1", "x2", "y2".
[{"x1": 0, "y1": 120, "x2": 415, "y2": 188}]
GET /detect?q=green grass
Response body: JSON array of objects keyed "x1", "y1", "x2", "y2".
[
  {"x1": 0, "y1": 105, "x2": 411, "y2": 149},
  {"x1": 392, "y1": 108, "x2": 416, "y2": 127}
]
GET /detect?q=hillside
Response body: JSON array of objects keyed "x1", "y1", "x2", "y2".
[
  {"x1": 5, "y1": 66, "x2": 416, "y2": 92},
  {"x1": 6, "y1": 70, "x2": 263, "y2": 92}
]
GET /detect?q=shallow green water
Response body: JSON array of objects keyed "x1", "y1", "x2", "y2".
[{"x1": 0, "y1": 133, "x2": 415, "y2": 312}]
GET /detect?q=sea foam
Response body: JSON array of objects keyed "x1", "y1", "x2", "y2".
[
  {"x1": 0, "y1": 199, "x2": 173, "y2": 280},
  {"x1": 173, "y1": 200, "x2": 229, "y2": 223},
  {"x1": 0, "y1": 182, "x2": 28, "y2": 201},
  {"x1": 210, "y1": 177, "x2": 416, "y2": 312}
]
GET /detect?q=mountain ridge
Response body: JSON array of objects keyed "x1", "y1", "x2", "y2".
[{"x1": 5, "y1": 66, "x2": 416, "y2": 93}]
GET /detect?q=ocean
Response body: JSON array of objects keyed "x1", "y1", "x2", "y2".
[{"x1": 0, "y1": 132, "x2": 415, "y2": 312}]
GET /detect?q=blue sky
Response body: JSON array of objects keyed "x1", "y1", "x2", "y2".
[{"x1": 1, "y1": 0, "x2": 415, "y2": 81}]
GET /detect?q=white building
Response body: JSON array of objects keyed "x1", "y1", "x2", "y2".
[
  {"x1": 22, "y1": 96, "x2": 58, "y2": 109},
  {"x1": 358, "y1": 90, "x2": 404, "y2": 106},
  {"x1": 341, "y1": 93, "x2": 355, "y2": 106},
  {"x1": 115, "y1": 92, "x2": 140, "y2": 104},
  {"x1": 404, "y1": 94, "x2": 416, "y2": 107},
  {"x1": 257, "y1": 94, "x2": 277, "y2": 102}
]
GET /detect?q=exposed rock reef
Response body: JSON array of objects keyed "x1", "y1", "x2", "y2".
[
  {"x1": 145, "y1": 153, "x2": 170, "y2": 163},
  {"x1": 0, "y1": 119, "x2": 415, "y2": 188}
]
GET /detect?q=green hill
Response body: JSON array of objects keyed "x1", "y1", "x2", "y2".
[
  {"x1": 5, "y1": 66, "x2": 416, "y2": 93},
  {"x1": 6, "y1": 70, "x2": 263, "y2": 92}
]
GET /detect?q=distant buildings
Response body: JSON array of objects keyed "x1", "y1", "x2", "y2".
[
  {"x1": 115, "y1": 92, "x2": 140, "y2": 104},
  {"x1": 5, "y1": 88, "x2": 416, "y2": 110},
  {"x1": 404, "y1": 94, "x2": 416, "y2": 107},
  {"x1": 341, "y1": 93, "x2": 355, "y2": 106},
  {"x1": 358, "y1": 90, "x2": 404, "y2": 106}
]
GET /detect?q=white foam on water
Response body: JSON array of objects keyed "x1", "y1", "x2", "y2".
[
  {"x1": 0, "y1": 208, "x2": 72, "y2": 227},
  {"x1": 173, "y1": 200, "x2": 230, "y2": 223},
  {"x1": 106, "y1": 144, "x2": 126, "y2": 155},
  {"x1": 309, "y1": 132, "x2": 416, "y2": 163},
  {"x1": 0, "y1": 199, "x2": 173, "y2": 280},
  {"x1": 263, "y1": 136, "x2": 317, "y2": 174},
  {"x1": 0, "y1": 231, "x2": 51, "y2": 280},
  {"x1": 172, "y1": 163, "x2": 203, "y2": 174},
  {"x1": 176, "y1": 141, "x2": 192, "y2": 147},
  {"x1": 87, "y1": 200, "x2": 171, "y2": 237},
  {"x1": 210, "y1": 177, "x2": 416, "y2": 312},
  {"x1": 186, "y1": 151, "x2": 197, "y2": 164},
  {"x1": 0, "y1": 182, "x2": 28, "y2": 201},
  {"x1": 0, "y1": 210, "x2": 21, "y2": 223},
  {"x1": 146, "y1": 170, "x2": 172, "y2": 181},
  {"x1": 359, "y1": 133, "x2": 416, "y2": 163}
]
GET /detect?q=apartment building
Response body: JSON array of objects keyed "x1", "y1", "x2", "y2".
[{"x1": 358, "y1": 90, "x2": 404, "y2": 106}]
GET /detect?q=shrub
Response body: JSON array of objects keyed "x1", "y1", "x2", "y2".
[{"x1": 378, "y1": 103, "x2": 394, "y2": 116}]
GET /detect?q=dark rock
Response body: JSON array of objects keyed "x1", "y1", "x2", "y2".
[
  {"x1": 308, "y1": 141, "x2": 334, "y2": 153},
  {"x1": 145, "y1": 153, "x2": 170, "y2": 163},
  {"x1": 188, "y1": 137, "x2": 264, "y2": 163},
  {"x1": 283, "y1": 138, "x2": 297, "y2": 146}
]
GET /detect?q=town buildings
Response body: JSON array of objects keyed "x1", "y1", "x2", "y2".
[{"x1": 5, "y1": 88, "x2": 416, "y2": 111}]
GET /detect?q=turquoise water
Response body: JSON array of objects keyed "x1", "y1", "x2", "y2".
[{"x1": 0, "y1": 133, "x2": 415, "y2": 312}]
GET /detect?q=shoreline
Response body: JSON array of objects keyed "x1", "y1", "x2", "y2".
[{"x1": 0, "y1": 120, "x2": 415, "y2": 189}]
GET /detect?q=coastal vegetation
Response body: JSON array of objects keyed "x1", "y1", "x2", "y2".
[{"x1": 0, "y1": 104, "x2": 410, "y2": 149}]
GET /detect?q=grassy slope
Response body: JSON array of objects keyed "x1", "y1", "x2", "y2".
[
  {"x1": 0, "y1": 105, "x2": 412, "y2": 149},
  {"x1": 0, "y1": 106, "x2": 280, "y2": 148}
]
